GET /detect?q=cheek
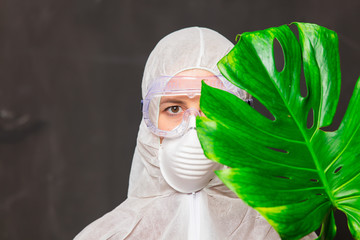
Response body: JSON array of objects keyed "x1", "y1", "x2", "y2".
[
  {"x1": 158, "y1": 113, "x2": 172, "y2": 131},
  {"x1": 158, "y1": 112, "x2": 182, "y2": 131},
  {"x1": 158, "y1": 114, "x2": 165, "y2": 130}
]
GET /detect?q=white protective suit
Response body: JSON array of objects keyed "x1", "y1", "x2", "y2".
[{"x1": 75, "y1": 27, "x2": 317, "y2": 240}]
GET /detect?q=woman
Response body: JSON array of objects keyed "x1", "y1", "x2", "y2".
[{"x1": 75, "y1": 27, "x2": 316, "y2": 240}]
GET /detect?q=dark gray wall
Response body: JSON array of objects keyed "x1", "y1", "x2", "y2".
[{"x1": 0, "y1": 0, "x2": 359, "y2": 239}]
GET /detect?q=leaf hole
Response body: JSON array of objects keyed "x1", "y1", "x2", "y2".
[
  {"x1": 315, "y1": 193, "x2": 323, "y2": 196},
  {"x1": 333, "y1": 211, "x2": 354, "y2": 238},
  {"x1": 297, "y1": 198, "x2": 309, "y2": 203},
  {"x1": 268, "y1": 147, "x2": 288, "y2": 154},
  {"x1": 300, "y1": 66, "x2": 308, "y2": 97},
  {"x1": 289, "y1": 24, "x2": 300, "y2": 41},
  {"x1": 310, "y1": 179, "x2": 319, "y2": 183},
  {"x1": 289, "y1": 24, "x2": 308, "y2": 98},
  {"x1": 334, "y1": 166, "x2": 342, "y2": 174},
  {"x1": 274, "y1": 175, "x2": 290, "y2": 180},
  {"x1": 273, "y1": 38, "x2": 285, "y2": 72},
  {"x1": 252, "y1": 98, "x2": 275, "y2": 121},
  {"x1": 307, "y1": 108, "x2": 314, "y2": 129}
]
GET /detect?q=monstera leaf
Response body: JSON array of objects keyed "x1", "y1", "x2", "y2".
[{"x1": 197, "y1": 22, "x2": 360, "y2": 240}]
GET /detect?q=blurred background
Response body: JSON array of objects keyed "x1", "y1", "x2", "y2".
[{"x1": 0, "y1": 0, "x2": 359, "y2": 239}]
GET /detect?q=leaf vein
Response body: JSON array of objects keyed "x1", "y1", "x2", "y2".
[
  {"x1": 324, "y1": 122, "x2": 360, "y2": 174},
  {"x1": 336, "y1": 195, "x2": 360, "y2": 203},
  {"x1": 333, "y1": 171, "x2": 360, "y2": 194}
]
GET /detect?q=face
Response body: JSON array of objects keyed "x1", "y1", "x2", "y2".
[{"x1": 158, "y1": 69, "x2": 220, "y2": 140}]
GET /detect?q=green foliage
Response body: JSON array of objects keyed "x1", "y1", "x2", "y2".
[{"x1": 197, "y1": 22, "x2": 360, "y2": 240}]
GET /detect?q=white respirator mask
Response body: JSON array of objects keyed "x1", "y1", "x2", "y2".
[{"x1": 159, "y1": 114, "x2": 222, "y2": 193}]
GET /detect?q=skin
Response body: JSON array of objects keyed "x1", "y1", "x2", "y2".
[{"x1": 158, "y1": 69, "x2": 220, "y2": 142}]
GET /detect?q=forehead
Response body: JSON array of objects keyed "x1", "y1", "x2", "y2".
[{"x1": 165, "y1": 69, "x2": 224, "y2": 91}]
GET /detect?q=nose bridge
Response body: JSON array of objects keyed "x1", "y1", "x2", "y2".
[
  {"x1": 184, "y1": 107, "x2": 200, "y2": 129},
  {"x1": 185, "y1": 107, "x2": 201, "y2": 117}
]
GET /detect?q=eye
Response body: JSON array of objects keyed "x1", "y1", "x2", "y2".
[{"x1": 166, "y1": 106, "x2": 183, "y2": 114}]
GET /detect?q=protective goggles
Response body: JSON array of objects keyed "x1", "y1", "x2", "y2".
[{"x1": 141, "y1": 75, "x2": 250, "y2": 138}]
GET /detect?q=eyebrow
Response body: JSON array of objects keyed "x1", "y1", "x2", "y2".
[{"x1": 160, "y1": 97, "x2": 186, "y2": 105}]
